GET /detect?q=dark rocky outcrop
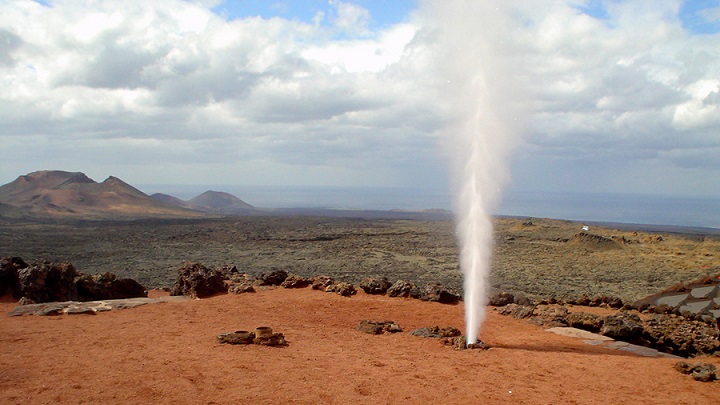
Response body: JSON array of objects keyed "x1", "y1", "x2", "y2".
[
  {"x1": 359, "y1": 277, "x2": 392, "y2": 295},
  {"x1": 530, "y1": 305, "x2": 569, "y2": 327},
  {"x1": 170, "y1": 262, "x2": 226, "y2": 298},
  {"x1": 0, "y1": 256, "x2": 26, "y2": 297},
  {"x1": 642, "y1": 314, "x2": 720, "y2": 357},
  {"x1": 17, "y1": 261, "x2": 80, "y2": 303},
  {"x1": 228, "y1": 282, "x2": 255, "y2": 294},
  {"x1": 75, "y1": 272, "x2": 147, "y2": 301}
]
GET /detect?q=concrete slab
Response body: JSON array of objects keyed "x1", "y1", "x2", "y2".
[
  {"x1": 546, "y1": 327, "x2": 682, "y2": 358},
  {"x1": 690, "y1": 285, "x2": 717, "y2": 299},
  {"x1": 652, "y1": 293, "x2": 688, "y2": 307},
  {"x1": 679, "y1": 300, "x2": 712, "y2": 314}
]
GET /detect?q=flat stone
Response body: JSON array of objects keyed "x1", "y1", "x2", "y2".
[
  {"x1": 7, "y1": 295, "x2": 192, "y2": 316},
  {"x1": 65, "y1": 306, "x2": 96, "y2": 315},
  {"x1": 547, "y1": 327, "x2": 682, "y2": 358}
]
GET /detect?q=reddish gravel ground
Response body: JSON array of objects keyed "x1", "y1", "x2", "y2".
[{"x1": 1, "y1": 288, "x2": 718, "y2": 404}]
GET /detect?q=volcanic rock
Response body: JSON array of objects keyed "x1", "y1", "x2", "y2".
[
  {"x1": 356, "y1": 320, "x2": 402, "y2": 335},
  {"x1": 496, "y1": 303, "x2": 535, "y2": 319},
  {"x1": 566, "y1": 312, "x2": 604, "y2": 332},
  {"x1": 18, "y1": 261, "x2": 80, "y2": 303},
  {"x1": 217, "y1": 331, "x2": 255, "y2": 345},
  {"x1": 75, "y1": 272, "x2": 147, "y2": 301},
  {"x1": 359, "y1": 277, "x2": 392, "y2": 295},
  {"x1": 420, "y1": 283, "x2": 460, "y2": 304},
  {"x1": 228, "y1": 282, "x2": 255, "y2": 294},
  {"x1": 410, "y1": 326, "x2": 461, "y2": 338},
  {"x1": 170, "y1": 262, "x2": 227, "y2": 298},
  {"x1": 530, "y1": 305, "x2": 569, "y2": 327},
  {"x1": 258, "y1": 269, "x2": 289, "y2": 286},
  {"x1": 327, "y1": 282, "x2": 356, "y2": 297},
  {"x1": 281, "y1": 274, "x2": 311, "y2": 289},
  {"x1": 674, "y1": 362, "x2": 718, "y2": 382},
  {"x1": 0, "y1": 256, "x2": 26, "y2": 297},
  {"x1": 310, "y1": 275, "x2": 335, "y2": 290},
  {"x1": 253, "y1": 332, "x2": 287, "y2": 346},
  {"x1": 386, "y1": 280, "x2": 421, "y2": 298},
  {"x1": 643, "y1": 314, "x2": 720, "y2": 357},
  {"x1": 445, "y1": 336, "x2": 491, "y2": 351},
  {"x1": 600, "y1": 312, "x2": 643, "y2": 340},
  {"x1": 488, "y1": 291, "x2": 514, "y2": 307}
]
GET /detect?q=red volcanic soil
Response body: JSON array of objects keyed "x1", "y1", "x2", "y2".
[{"x1": 1, "y1": 288, "x2": 717, "y2": 404}]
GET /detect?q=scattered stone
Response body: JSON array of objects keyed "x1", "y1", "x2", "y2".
[
  {"x1": 496, "y1": 303, "x2": 535, "y2": 319},
  {"x1": 170, "y1": 262, "x2": 226, "y2": 298},
  {"x1": 280, "y1": 274, "x2": 311, "y2": 289},
  {"x1": 410, "y1": 326, "x2": 461, "y2": 338},
  {"x1": 359, "y1": 277, "x2": 392, "y2": 295},
  {"x1": 356, "y1": 320, "x2": 402, "y2": 335},
  {"x1": 420, "y1": 283, "x2": 460, "y2": 304}
]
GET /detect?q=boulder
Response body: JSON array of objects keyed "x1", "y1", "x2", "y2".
[
  {"x1": 170, "y1": 262, "x2": 227, "y2": 298},
  {"x1": 600, "y1": 312, "x2": 643, "y2": 340},
  {"x1": 643, "y1": 314, "x2": 720, "y2": 357},
  {"x1": 327, "y1": 282, "x2": 356, "y2": 297},
  {"x1": 420, "y1": 283, "x2": 460, "y2": 304},
  {"x1": 386, "y1": 280, "x2": 421, "y2": 298},
  {"x1": 18, "y1": 261, "x2": 79, "y2": 303},
  {"x1": 359, "y1": 277, "x2": 392, "y2": 295},
  {"x1": 674, "y1": 362, "x2": 718, "y2": 382},
  {"x1": 228, "y1": 282, "x2": 255, "y2": 294},
  {"x1": 0, "y1": 256, "x2": 26, "y2": 298},
  {"x1": 566, "y1": 312, "x2": 604, "y2": 332},
  {"x1": 530, "y1": 305, "x2": 569, "y2": 327},
  {"x1": 310, "y1": 275, "x2": 335, "y2": 290},
  {"x1": 496, "y1": 303, "x2": 535, "y2": 319},
  {"x1": 75, "y1": 272, "x2": 147, "y2": 301},
  {"x1": 488, "y1": 291, "x2": 514, "y2": 307},
  {"x1": 258, "y1": 269, "x2": 288, "y2": 286},
  {"x1": 280, "y1": 274, "x2": 311, "y2": 289}
]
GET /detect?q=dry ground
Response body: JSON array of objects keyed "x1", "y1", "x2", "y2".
[{"x1": 2, "y1": 288, "x2": 718, "y2": 404}]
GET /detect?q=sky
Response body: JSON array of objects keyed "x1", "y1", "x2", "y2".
[{"x1": 1, "y1": 0, "x2": 719, "y2": 213}]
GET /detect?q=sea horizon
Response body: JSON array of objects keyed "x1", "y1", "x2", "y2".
[{"x1": 140, "y1": 184, "x2": 720, "y2": 231}]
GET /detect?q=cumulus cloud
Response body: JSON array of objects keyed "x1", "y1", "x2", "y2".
[{"x1": 0, "y1": 0, "x2": 719, "y2": 200}]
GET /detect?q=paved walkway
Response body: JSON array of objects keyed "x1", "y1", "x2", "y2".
[{"x1": 546, "y1": 326, "x2": 682, "y2": 358}]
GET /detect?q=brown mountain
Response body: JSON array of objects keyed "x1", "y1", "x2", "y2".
[
  {"x1": 186, "y1": 190, "x2": 254, "y2": 213},
  {"x1": 149, "y1": 193, "x2": 192, "y2": 209},
  {"x1": 0, "y1": 170, "x2": 205, "y2": 219}
]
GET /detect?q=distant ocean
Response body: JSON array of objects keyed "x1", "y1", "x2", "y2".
[{"x1": 141, "y1": 184, "x2": 720, "y2": 230}]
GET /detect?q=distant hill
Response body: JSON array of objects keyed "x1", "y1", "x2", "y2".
[
  {"x1": 0, "y1": 170, "x2": 206, "y2": 219},
  {"x1": 150, "y1": 190, "x2": 255, "y2": 214}
]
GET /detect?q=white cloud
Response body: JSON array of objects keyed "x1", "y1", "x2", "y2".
[{"x1": 0, "y1": 0, "x2": 719, "y2": 202}]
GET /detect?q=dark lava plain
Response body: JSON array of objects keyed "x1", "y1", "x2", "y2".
[{"x1": 1, "y1": 215, "x2": 718, "y2": 303}]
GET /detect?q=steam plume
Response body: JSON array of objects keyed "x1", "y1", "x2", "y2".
[{"x1": 421, "y1": 1, "x2": 525, "y2": 344}]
